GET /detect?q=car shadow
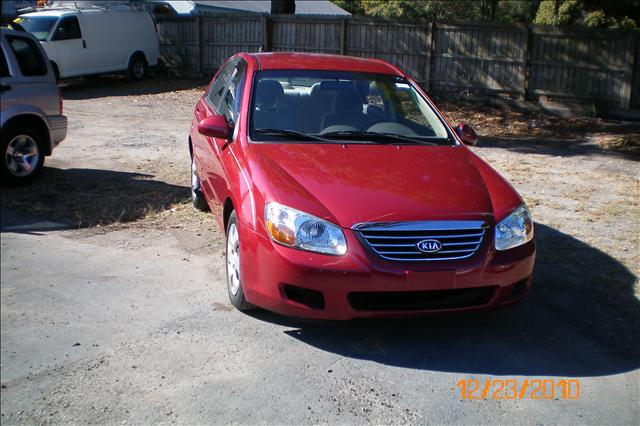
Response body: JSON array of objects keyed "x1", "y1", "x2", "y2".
[
  {"x1": 60, "y1": 75, "x2": 209, "y2": 101},
  {"x1": 479, "y1": 137, "x2": 640, "y2": 161},
  {"x1": 0, "y1": 167, "x2": 189, "y2": 230},
  {"x1": 248, "y1": 223, "x2": 639, "y2": 377}
]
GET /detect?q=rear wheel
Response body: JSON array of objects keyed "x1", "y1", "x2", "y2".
[
  {"x1": 1, "y1": 126, "x2": 45, "y2": 186},
  {"x1": 226, "y1": 211, "x2": 254, "y2": 311},
  {"x1": 127, "y1": 54, "x2": 147, "y2": 81},
  {"x1": 190, "y1": 156, "x2": 209, "y2": 211}
]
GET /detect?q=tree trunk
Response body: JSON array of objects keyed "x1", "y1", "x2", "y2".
[{"x1": 271, "y1": 0, "x2": 295, "y2": 14}]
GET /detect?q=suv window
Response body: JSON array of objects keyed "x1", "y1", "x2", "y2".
[
  {"x1": 220, "y1": 62, "x2": 247, "y2": 125},
  {"x1": 53, "y1": 16, "x2": 82, "y2": 40},
  {"x1": 207, "y1": 61, "x2": 236, "y2": 111},
  {"x1": 6, "y1": 35, "x2": 48, "y2": 77},
  {"x1": 0, "y1": 48, "x2": 9, "y2": 77}
]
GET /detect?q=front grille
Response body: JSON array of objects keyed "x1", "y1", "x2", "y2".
[
  {"x1": 354, "y1": 220, "x2": 488, "y2": 261},
  {"x1": 348, "y1": 287, "x2": 497, "y2": 311}
]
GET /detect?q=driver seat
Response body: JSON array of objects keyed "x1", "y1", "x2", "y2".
[{"x1": 321, "y1": 91, "x2": 368, "y2": 130}]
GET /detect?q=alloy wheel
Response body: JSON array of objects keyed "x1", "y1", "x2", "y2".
[{"x1": 5, "y1": 134, "x2": 40, "y2": 177}]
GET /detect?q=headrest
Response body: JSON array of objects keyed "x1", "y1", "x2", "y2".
[
  {"x1": 256, "y1": 80, "x2": 284, "y2": 103},
  {"x1": 334, "y1": 91, "x2": 362, "y2": 113}
]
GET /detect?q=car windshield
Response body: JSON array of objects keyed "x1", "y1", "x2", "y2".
[
  {"x1": 13, "y1": 16, "x2": 58, "y2": 41},
  {"x1": 249, "y1": 70, "x2": 453, "y2": 145}
]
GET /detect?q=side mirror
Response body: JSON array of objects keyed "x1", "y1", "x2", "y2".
[
  {"x1": 198, "y1": 114, "x2": 232, "y2": 140},
  {"x1": 454, "y1": 123, "x2": 478, "y2": 146}
]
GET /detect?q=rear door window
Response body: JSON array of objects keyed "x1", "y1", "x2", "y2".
[
  {"x1": 6, "y1": 35, "x2": 48, "y2": 77},
  {"x1": 220, "y1": 61, "x2": 247, "y2": 125},
  {"x1": 207, "y1": 61, "x2": 236, "y2": 111},
  {"x1": 52, "y1": 16, "x2": 82, "y2": 40}
]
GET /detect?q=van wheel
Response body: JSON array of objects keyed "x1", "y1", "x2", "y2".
[
  {"x1": 1, "y1": 126, "x2": 45, "y2": 186},
  {"x1": 226, "y1": 211, "x2": 254, "y2": 311},
  {"x1": 127, "y1": 54, "x2": 147, "y2": 81}
]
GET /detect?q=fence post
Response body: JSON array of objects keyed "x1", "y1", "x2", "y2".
[
  {"x1": 523, "y1": 25, "x2": 534, "y2": 101},
  {"x1": 196, "y1": 15, "x2": 203, "y2": 74},
  {"x1": 261, "y1": 14, "x2": 270, "y2": 52},
  {"x1": 428, "y1": 22, "x2": 436, "y2": 92},
  {"x1": 340, "y1": 19, "x2": 347, "y2": 55},
  {"x1": 620, "y1": 32, "x2": 636, "y2": 109}
]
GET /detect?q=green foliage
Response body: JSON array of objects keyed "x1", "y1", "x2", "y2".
[
  {"x1": 534, "y1": 0, "x2": 582, "y2": 25},
  {"x1": 331, "y1": 0, "x2": 637, "y2": 29}
]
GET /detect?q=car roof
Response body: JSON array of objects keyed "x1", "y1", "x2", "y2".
[{"x1": 250, "y1": 52, "x2": 404, "y2": 76}]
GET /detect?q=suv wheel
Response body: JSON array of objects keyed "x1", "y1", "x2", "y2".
[
  {"x1": 226, "y1": 211, "x2": 254, "y2": 311},
  {"x1": 1, "y1": 127, "x2": 45, "y2": 186}
]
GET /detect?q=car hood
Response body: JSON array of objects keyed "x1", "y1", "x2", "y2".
[{"x1": 251, "y1": 143, "x2": 498, "y2": 228}]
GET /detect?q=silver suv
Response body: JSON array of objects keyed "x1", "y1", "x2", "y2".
[{"x1": 1, "y1": 28, "x2": 67, "y2": 185}]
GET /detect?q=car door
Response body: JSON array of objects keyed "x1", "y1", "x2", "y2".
[
  {"x1": 1, "y1": 33, "x2": 57, "y2": 118},
  {"x1": 207, "y1": 61, "x2": 247, "y2": 217},
  {"x1": 0, "y1": 42, "x2": 17, "y2": 113},
  {"x1": 50, "y1": 15, "x2": 87, "y2": 77},
  {"x1": 192, "y1": 59, "x2": 236, "y2": 209}
]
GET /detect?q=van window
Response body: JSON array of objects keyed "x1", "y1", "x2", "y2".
[
  {"x1": 207, "y1": 61, "x2": 236, "y2": 111},
  {"x1": 12, "y1": 16, "x2": 57, "y2": 41},
  {"x1": 0, "y1": 48, "x2": 9, "y2": 77},
  {"x1": 220, "y1": 62, "x2": 247, "y2": 125},
  {"x1": 6, "y1": 36, "x2": 48, "y2": 77},
  {"x1": 53, "y1": 16, "x2": 82, "y2": 40}
]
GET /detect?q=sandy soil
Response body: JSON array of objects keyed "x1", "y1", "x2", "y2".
[{"x1": 1, "y1": 76, "x2": 638, "y2": 424}]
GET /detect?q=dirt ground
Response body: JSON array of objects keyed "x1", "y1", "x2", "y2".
[{"x1": 1, "y1": 76, "x2": 639, "y2": 424}]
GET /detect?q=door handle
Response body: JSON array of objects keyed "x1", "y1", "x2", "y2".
[
  {"x1": 82, "y1": 40, "x2": 86, "y2": 48},
  {"x1": 0, "y1": 84, "x2": 11, "y2": 92}
]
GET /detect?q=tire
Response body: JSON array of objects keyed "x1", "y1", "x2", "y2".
[
  {"x1": 127, "y1": 54, "x2": 147, "y2": 81},
  {"x1": 226, "y1": 211, "x2": 254, "y2": 311},
  {"x1": 190, "y1": 156, "x2": 209, "y2": 211},
  {"x1": 1, "y1": 126, "x2": 46, "y2": 186}
]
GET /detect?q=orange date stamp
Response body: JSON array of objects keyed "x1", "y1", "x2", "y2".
[{"x1": 456, "y1": 379, "x2": 581, "y2": 400}]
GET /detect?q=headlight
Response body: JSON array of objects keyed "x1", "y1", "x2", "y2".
[
  {"x1": 495, "y1": 204, "x2": 534, "y2": 251},
  {"x1": 265, "y1": 202, "x2": 347, "y2": 255}
]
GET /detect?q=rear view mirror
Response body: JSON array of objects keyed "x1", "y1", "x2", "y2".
[
  {"x1": 454, "y1": 123, "x2": 478, "y2": 146},
  {"x1": 198, "y1": 114, "x2": 232, "y2": 140}
]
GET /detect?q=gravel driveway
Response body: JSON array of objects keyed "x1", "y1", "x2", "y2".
[{"x1": 1, "y1": 76, "x2": 638, "y2": 425}]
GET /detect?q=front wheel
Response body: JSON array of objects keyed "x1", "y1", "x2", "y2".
[
  {"x1": 1, "y1": 127, "x2": 45, "y2": 186},
  {"x1": 226, "y1": 211, "x2": 254, "y2": 311},
  {"x1": 127, "y1": 55, "x2": 147, "y2": 81}
]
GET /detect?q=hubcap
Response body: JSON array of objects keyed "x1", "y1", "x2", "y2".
[
  {"x1": 5, "y1": 135, "x2": 39, "y2": 177},
  {"x1": 133, "y1": 61, "x2": 144, "y2": 78},
  {"x1": 227, "y1": 223, "x2": 241, "y2": 296}
]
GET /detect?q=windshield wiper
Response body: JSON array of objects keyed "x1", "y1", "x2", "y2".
[
  {"x1": 253, "y1": 128, "x2": 330, "y2": 142},
  {"x1": 319, "y1": 130, "x2": 444, "y2": 146}
]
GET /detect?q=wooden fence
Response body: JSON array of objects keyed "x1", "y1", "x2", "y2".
[{"x1": 156, "y1": 15, "x2": 639, "y2": 109}]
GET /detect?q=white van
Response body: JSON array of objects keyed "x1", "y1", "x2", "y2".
[{"x1": 14, "y1": 4, "x2": 159, "y2": 80}]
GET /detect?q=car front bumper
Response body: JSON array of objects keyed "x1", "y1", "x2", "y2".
[{"x1": 239, "y1": 222, "x2": 535, "y2": 320}]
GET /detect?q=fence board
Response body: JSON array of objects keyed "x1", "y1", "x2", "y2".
[
  {"x1": 346, "y1": 17, "x2": 431, "y2": 85},
  {"x1": 156, "y1": 17, "x2": 198, "y2": 70},
  {"x1": 201, "y1": 15, "x2": 262, "y2": 71},
  {"x1": 156, "y1": 15, "x2": 638, "y2": 109},
  {"x1": 528, "y1": 26, "x2": 633, "y2": 107},
  {"x1": 431, "y1": 23, "x2": 527, "y2": 97},
  {"x1": 631, "y1": 37, "x2": 640, "y2": 108},
  {"x1": 269, "y1": 16, "x2": 343, "y2": 53}
]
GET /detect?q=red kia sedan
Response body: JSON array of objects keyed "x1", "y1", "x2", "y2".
[{"x1": 189, "y1": 52, "x2": 535, "y2": 319}]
